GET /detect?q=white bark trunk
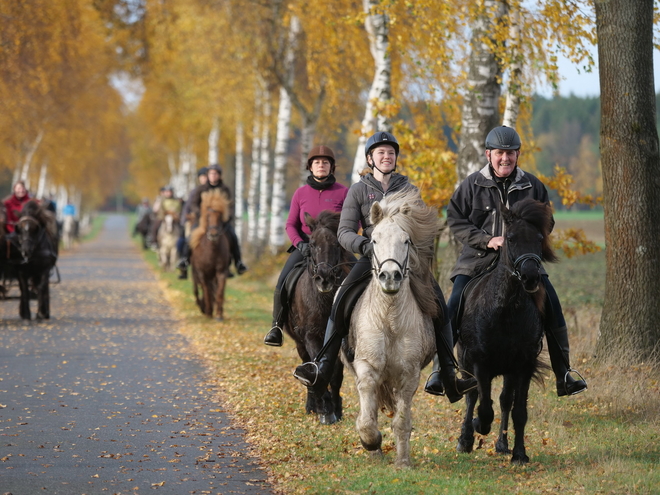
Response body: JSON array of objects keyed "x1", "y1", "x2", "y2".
[
  {"x1": 208, "y1": 117, "x2": 220, "y2": 165},
  {"x1": 502, "y1": 6, "x2": 522, "y2": 128},
  {"x1": 17, "y1": 130, "x2": 44, "y2": 189},
  {"x1": 247, "y1": 89, "x2": 263, "y2": 245},
  {"x1": 269, "y1": 16, "x2": 298, "y2": 251},
  {"x1": 257, "y1": 93, "x2": 272, "y2": 247},
  {"x1": 456, "y1": 0, "x2": 507, "y2": 182},
  {"x1": 36, "y1": 162, "x2": 47, "y2": 199},
  {"x1": 351, "y1": 0, "x2": 392, "y2": 184},
  {"x1": 56, "y1": 185, "x2": 68, "y2": 221},
  {"x1": 234, "y1": 122, "x2": 245, "y2": 242},
  {"x1": 170, "y1": 145, "x2": 196, "y2": 199},
  {"x1": 298, "y1": 118, "x2": 316, "y2": 185}
]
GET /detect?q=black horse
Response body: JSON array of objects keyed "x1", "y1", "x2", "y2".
[
  {"x1": 133, "y1": 213, "x2": 152, "y2": 250},
  {"x1": 13, "y1": 200, "x2": 58, "y2": 320},
  {"x1": 456, "y1": 198, "x2": 557, "y2": 465},
  {"x1": 285, "y1": 211, "x2": 353, "y2": 425}
]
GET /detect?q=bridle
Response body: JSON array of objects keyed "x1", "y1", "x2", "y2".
[
  {"x1": 371, "y1": 239, "x2": 411, "y2": 278},
  {"x1": 509, "y1": 253, "x2": 542, "y2": 282},
  {"x1": 205, "y1": 208, "x2": 228, "y2": 241}
]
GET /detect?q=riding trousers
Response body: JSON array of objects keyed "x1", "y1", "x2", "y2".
[{"x1": 447, "y1": 273, "x2": 565, "y2": 330}]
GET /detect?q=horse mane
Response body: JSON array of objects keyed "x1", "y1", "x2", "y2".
[
  {"x1": 371, "y1": 188, "x2": 441, "y2": 317},
  {"x1": 20, "y1": 200, "x2": 59, "y2": 243},
  {"x1": 190, "y1": 189, "x2": 230, "y2": 250},
  {"x1": 313, "y1": 210, "x2": 340, "y2": 234},
  {"x1": 508, "y1": 199, "x2": 558, "y2": 263}
]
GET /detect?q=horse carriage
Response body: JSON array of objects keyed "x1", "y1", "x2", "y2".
[{"x1": 0, "y1": 200, "x2": 59, "y2": 320}]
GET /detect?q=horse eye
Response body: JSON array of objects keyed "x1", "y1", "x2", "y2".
[{"x1": 537, "y1": 233, "x2": 544, "y2": 241}]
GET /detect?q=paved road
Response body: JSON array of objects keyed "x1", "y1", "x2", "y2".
[{"x1": 0, "y1": 215, "x2": 273, "y2": 495}]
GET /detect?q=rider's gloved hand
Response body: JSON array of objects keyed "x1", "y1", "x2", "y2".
[
  {"x1": 297, "y1": 242, "x2": 310, "y2": 258},
  {"x1": 360, "y1": 240, "x2": 374, "y2": 258}
]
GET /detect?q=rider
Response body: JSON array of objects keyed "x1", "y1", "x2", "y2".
[
  {"x1": 3, "y1": 181, "x2": 31, "y2": 233},
  {"x1": 263, "y1": 145, "x2": 350, "y2": 346},
  {"x1": 150, "y1": 185, "x2": 182, "y2": 246},
  {"x1": 178, "y1": 164, "x2": 248, "y2": 279},
  {"x1": 446, "y1": 125, "x2": 587, "y2": 397},
  {"x1": 177, "y1": 167, "x2": 208, "y2": 278},
  {"x1": 293, "y1": 131, "x2": 477, "y2": 403}
]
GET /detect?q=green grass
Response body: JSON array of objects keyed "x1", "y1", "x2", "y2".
[
  {"x1": 553, "y1": 210, "x2": 604, "y2": 221},
  {"x1": 132, "y1": 228, "x2": 659, "y2": 495},
  {"x1": 81, "y1": 213, "x2": 106, "y2": 242}
]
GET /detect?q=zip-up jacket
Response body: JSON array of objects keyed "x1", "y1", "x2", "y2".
[
  {"x1": 286, "y1": 182, "x2": 348, "y2": 247},
  {"x1": 338, "y1": 172, "x2": 415, "y2": 254},
  {"x1": 447, "y1": 164, "x2": 552, "y2": 280}
]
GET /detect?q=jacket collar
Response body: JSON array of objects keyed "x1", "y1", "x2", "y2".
[
  {"x1": 361, "y1": 172, "x2": 408, "y2": 192},
  {"x1": 477, "y1": 164, "x2": 527, "y2": 186}
]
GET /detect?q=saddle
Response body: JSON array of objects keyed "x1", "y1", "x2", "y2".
[
  {"x1": 453, "y1": 253, "x2": 500, "y2": 336},
  {"x1": 280, "y1": 260, "x2": 307, "y2": 308}
]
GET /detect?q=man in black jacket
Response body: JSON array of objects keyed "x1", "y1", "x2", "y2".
[{"x1": 447, "y1": 125, "x2": 587, "y2": 397}]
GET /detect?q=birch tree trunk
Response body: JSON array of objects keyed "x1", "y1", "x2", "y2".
[
  {"x1": 269, "y1": 16, "x2": 298, "y2": 252},
  {"x1": 247, "y1": 89, "x2": 263, "y2": 245},
  {"x1": 234, "y1": 122, "x2": 245, "y2": 242},
  {"x1": 351, "y1": 0, "x2": 392, "y2": 184},
  {"x1": 595, "y1": 0, "x2": 660, "y2": 362},
  {"x1": 298, "y1": 115, "x2": 317, "y2": 185},
  {"x1": 208, "y1": 117, "x2": 220, "y2": 165},
  {"x1": 456, "y1": 0, "x2": 507, "y2": 182},
  {"x1": 15, "y1": 130, "x2": 44, "y2": 188},
  {"x1": 256, "y1": 93, "x2": 272, "y2": 249},
  {"x1": 502, "y1": 5, "x2": 522, "y2": 128},
  {"x1": 36, "y1": 162, "x2": 47, "y2": 199}
]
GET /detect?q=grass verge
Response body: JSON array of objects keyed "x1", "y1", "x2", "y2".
[{"x1": 136, "y1": 234, "x2": 659, "y2": 495}]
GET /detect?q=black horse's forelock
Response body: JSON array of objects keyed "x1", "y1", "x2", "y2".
[
  {"x1": 508, "y1": 198, "x2": 558, "y2": 263},
  {"x1": 313, "y1": 210, "x2": 341, "y2": 234}
]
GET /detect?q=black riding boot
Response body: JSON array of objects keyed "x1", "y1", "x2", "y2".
[
  {"x1": 425, "y1": 321, "x2": 477, "y2": 403},
  {"x1": 294, "y1": 318, "x2": 342, "y2": 387},
  {"x1": 264, "y1": 289, "x2": 284, "y2": 347},
  {"x1": 177, "y1": 239, "x2": 190, "y2": 279},
  {"x1": 546, "y1": 325, "x2": 587, "y2": 397}
]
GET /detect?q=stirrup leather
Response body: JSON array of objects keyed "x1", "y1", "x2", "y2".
[{"x1": 293, "y1": 362, "x2": 320, "y2": 387}]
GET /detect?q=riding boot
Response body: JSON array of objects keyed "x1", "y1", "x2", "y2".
[
  {"x1": 264, "y1": 289, "x2": 285, "y2": 347},
  {"x1": 177, "y1": 266, "x2": 188, "y2": 280},
  {"x1": 546, "y1": 325, "x2": 587, "y2": 397},
  {"x1": 294, "y1": 318, "x2": 342, "y2": 387},
  {"x1": 427, "y1": 320, "x2": 477, "y2": 403},
  {"x1": 424, "y1": 355, "x2": 444, "y2": 396}
]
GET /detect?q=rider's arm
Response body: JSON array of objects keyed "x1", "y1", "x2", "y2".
[
  {"x1": 338, "y1": 185, "x2": 368, "y2": 254},
  {"x1": 447, "y1": 182, "x2": 493, "y2": 251},
  {"x1": 285, "y1": 189, "x2": 306, "y2": 248}
]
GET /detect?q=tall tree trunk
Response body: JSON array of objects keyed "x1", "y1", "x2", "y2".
[
  {"x1": 247, "y1": 90, "x2": 263, "y2": 245},
  {"x1": 270, "y1": 16, "x2": 298, "y2": 252},
  {"x1": 502, "y1": 4, "x2": 521, "y2": 128},
  {"x1": 234, "y1": 122, "x2": 245, "y2": 242},
  {"x1": 595, "y1": 0, "x2": 660, "y2": 362},
  {"x1": 36, "y1": 162, "x2": 47, "y2": 199},
  {"x1": 16, "y1": 130, "x2": 44, "y2": 188},
  {"x1": 456, "y1": 0, "x2": 506, "y2": 182},
  {"x1": 351, "y1": 0, "x2": 392, "y2": 184},
  {"x1": 298, "y1": 115, "x2": 317, "y2": 185},
  {"x1": 208, "y1": 117, "x2": 220, "y2": 165},
  {"x1": 257, "y1": 92, "x2": 272, "y2": 249}
]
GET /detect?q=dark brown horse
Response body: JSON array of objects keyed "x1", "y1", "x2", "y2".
[
  {"x1": 286, "y1": 210, "x2": 353, "y2": 424},
  {"x1": 456, "y1": 198, "x2": 556, "y2": 464},
  {"x1": 190, "y1": 189, "x2": 232, "y2": 321},
  {"x1": 13, "y1": 200, "x2": 58, "y2": 320}
]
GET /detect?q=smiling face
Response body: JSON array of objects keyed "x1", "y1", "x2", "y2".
[
  {"x1": 486, "y1": 148, "x2": 520, "y2": 178},
  {"x1": 368, "y1": 144, "x2": 397, "y2": 174},
  {"x1": 13, "y1": 183, "x2": 27, "y2": 199}
]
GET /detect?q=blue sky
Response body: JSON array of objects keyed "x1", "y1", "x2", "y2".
[{"x1": 536, "y1": 49, "x2": 660, "y2": 98}]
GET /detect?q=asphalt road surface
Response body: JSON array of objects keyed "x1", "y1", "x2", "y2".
[{"x1": 0, "y1": 215, "x2": 273, "y2": 495}]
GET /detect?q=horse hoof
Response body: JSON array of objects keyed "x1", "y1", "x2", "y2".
[
  {"x1": 456, "y1": 440, "x2": 474, "y2": 454},
  {"x1": 215, "y1": 316, "x2": 224, "y2": 322},
  {"x1": 495, "y1": 440, "x2": 511, "y2": 454},
  {"x1": 394, "y1": 458, "x2": 412, "y2": 469},
  {"x1": 369, "y1": 449, "x2": 383, "y2": 460},
  {"x1": 319, "y1": 413, "x2": 337, "y2": 425},
  {"x1": 511, "y1": 453, "x2": 529, "y2": 465},
  {"x1": 472, "y1": 418, "x2": 491, "y2": 436}
]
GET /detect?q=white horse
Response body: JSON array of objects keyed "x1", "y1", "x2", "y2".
[
  {"x1": 157, "y1": 212, "x2": 181, "y2": 271},
  {"x1": 62, "y1": 215, "x2": 76, "y2": 250},
  {"x1": 343, "y1": 188, "x2": 440, "y2": 467}
]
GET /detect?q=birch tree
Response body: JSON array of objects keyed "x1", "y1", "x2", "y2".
[
  {"x1": 256, "y1": 93, "x2": 272, "y2": 249},
  {"x1": 234, "y1": 122, "x2": 245, "y2": 241},
  {"x1": 247, "y1": 89, "x2": 263, "y2": 245},
  {"x1": 351, "y1": 0, "x2": 393, "y2": 184}
]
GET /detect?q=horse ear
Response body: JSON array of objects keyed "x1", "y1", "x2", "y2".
[
  {"x1": 304, "y1": 212, "x2": 316, "y2": 230},
  {"x1": 401, "y1": 204, "x2": 411, "y2": 216},
  {"x1": 500, "y1": 203, "x2": 514, "y2": 225},
  {"x1": 371, "y1": 201, "x2": 383, "y2": 225}
]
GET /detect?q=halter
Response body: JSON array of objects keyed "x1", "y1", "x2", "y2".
[
  {"x1": 509, "y1": 253, "x2": 542, "y2": 281},
  {"x1": 306, "y1": 246, "x2": 354, "y2": 287},
  {"x1": 16, "y1": 216, "x2": 46, "y2": 263},
  {"x1": 371, "y1": 239, "x2": 411, "y2": 278}
]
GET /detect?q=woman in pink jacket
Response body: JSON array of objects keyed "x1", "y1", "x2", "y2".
[{"x1": 263, "y1": 146, "x2": 350, "y2": 346}]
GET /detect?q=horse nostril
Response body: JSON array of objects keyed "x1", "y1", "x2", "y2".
[
  {"x1": 393, "y1": 271, "x2": 403, "y2": 282},
  {"x1": 378, "y1": 273, "x2": 387, "y2": 283}
]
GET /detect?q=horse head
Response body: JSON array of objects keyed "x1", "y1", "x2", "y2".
[
  {"x1": 369, "y1": 202, "x2": 411, "y2": 294},
  {"x1": 15, "y1": 216, "x2": 42, "y2": 260},
  {"x1": 305, "y1": 211, "x2": 345, "y2": 293},
  {"x1": 501, "y1": 199, "x2": 558, "y2": 294}
]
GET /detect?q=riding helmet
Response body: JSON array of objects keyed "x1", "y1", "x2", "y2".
[
  {"x1": 207, "y1": 164, "x2": 223, "y2": 174},
  {"x1": 365, "y1": 131, "x2": 399, "y2": 157},
  {"x1": 306, "y1": 145, "x2": 336, "y2": 171},
  {"x1": 197, "y1": 166, "x2": 209, "y2": 177},
  {"x1": 485, "y1": 126, "x2": 522, "y2": 150}
]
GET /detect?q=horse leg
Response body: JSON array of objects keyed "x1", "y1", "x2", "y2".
[
  {"x1": 392, "y1": 378, "x2": 417, "y2": 468},
  {"x1": 36, "y1": 270, "x2": 50, "y2": 320},
  {"x1": 510, "y1": 374, "x2": 532, "y2": 465},
  {"x1": 16, "y1": 272, "x2": 31, "y2": 320},
  {"x1": 496, "y1": 374, "x2": 514, "y2": 454},
  {"x1": 214, "y1": 272, "x2": 227, "y2": 321},
  {"x1": 457, "y1": 387, "x2": 478, "y2": 453},
  {"x1": 202, "y1": 278, "x2": 214, "y2": 317},
  {"x1": 329, "y1": 357, "x2": 344, "y2": 422},
  {"x1": 473, "y1": 367, "x2": 494, "y2": 436},
  {"x1": 354, "y1": 363, "x2": 383, "y2": 458},
  {"x1": 192, "y1": 269, "x2": 203, "y2": 312}
]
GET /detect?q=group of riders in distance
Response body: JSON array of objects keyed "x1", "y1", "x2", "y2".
[
  {"x1": 137, "y1": 126, "x2": 588, "y2": 464},
  {"x1": 0, "y1": 180, "x2": 69, "y2": 320}
]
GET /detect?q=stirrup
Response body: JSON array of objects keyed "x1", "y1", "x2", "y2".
[
  {"x1": 264, "y1": 325, "x2": 283, "y2": 347},
  {"x1": 455, "y1": 368, "x2": 478, "y2": 394},
  {"x1": 424, "y1": 370, "x2": 446, "y2": 397},
  {"x1": 293, "y1": 362, "x2": 320, "y2": 387},
  {"x1": 561, "y1": 368, "x2": 588, "y2": 396}
]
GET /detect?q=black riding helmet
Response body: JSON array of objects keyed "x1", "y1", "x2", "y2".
[
  {"x1": 485, "y1": 126, "x2": 521, "y2": 150},
  {"x1": 365, "y1": 131, "x2": 399, "y2": 175},
  {"x1": 207, "y1": 164, "x2": 222, "y2": 174},
  {"x1": 197, "y1": 166, "x2": 209, "y2": 177}
]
